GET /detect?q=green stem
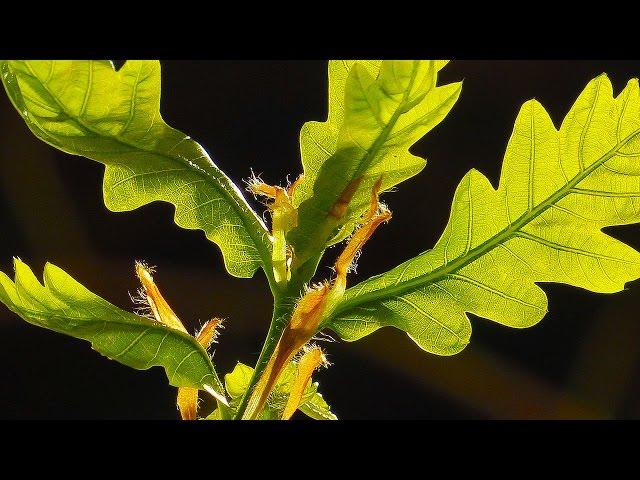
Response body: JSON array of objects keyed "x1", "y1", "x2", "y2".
[
  {"x1": 233, "y1": 293, "x2": 296, "y2": 419},
  {"x1": 233, "y1": 251, "x2": 323, "y2": 420}
]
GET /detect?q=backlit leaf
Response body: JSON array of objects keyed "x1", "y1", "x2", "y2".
[
  {"x1": 208, "y1": 361, "x2": 336, "y2": 420},
  {"x1": 0, "y1": 60, "x2": 271, "y2": 278},
  {"x1": 325, "y1": 74, "x2": 640, "y2": 355},
  {"x1": 0, "y1": 259, "x2": 226, "y2": 402},
  {"x1": 289, "y1": 60, "x2": 461, "y2": 267}
]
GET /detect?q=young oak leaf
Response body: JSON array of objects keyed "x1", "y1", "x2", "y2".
[
  {"x1": 207, "y1": 360, "x2": 336, "y2": 420},
  {"x1": 0, "y1": 259, "x2": 228, "y2": 405},
  {"x1": 324, "y1": 74, "x2": 640, "y2": 356},
  {"x1": 0, "y1": 60, "x2": 271, "y2": 279},
  {"x1": 247, "y1": 177, "x2": 299, "y2": 285},
  {"x1": 289, "y1": 60, "x2": 461, "y2": 269}
]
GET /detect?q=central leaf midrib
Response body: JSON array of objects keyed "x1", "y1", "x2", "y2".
[
  {"x1": 19, "y1": 62, "x2": 272, "y2": 269},
  {"x1": 15, "y1": 303, "x2": 193, "y2": 341},
  {"x1": 349, "y1": 61, "x2": 419, "y2": 181},
  {"x1": 331, "y1": 128, "x2": 640, "y2": 317}
]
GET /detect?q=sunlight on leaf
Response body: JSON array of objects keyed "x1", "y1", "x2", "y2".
[
  {"x1": 207, "y1": 361, "x2": 336, "y2": 420},
  {"x1": 326, "y1": 74, "x2": 640, "y2": 355},
  {"x1": 289, "y1": 60, "x2": 461, "y2": 267},
  {"x1": 0, "y1": 259, "x2": 227, "y2": 403},
  {"x1": 0, "y1": 60, "x2": 271, "y2": 278}
]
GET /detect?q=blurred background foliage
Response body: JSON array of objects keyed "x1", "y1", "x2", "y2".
[{"x1": 1, "y1": 60, "x2": 640, "y2": 419}]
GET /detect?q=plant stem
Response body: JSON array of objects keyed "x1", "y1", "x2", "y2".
[
  {"x1": 233, "y1": 252, "x2": 323, "y2": 420},
  {"x1": 233, "y1": 292, "x2": 297, "y2": 419}
]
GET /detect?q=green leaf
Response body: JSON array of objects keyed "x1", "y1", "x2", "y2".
[
  {"x1": 210, "y1": 361, "x2": 336, "y2": 420},
  {"x1": 289, "y1": 60, "x2": 461, "y2": 265},
  {"x1": 0, "y1": 60, "x2": 271, "y2": 279},
  {"x1": 0, "y1": 259, "x2": 227, "y2": 402},
  {"x1": 224, "y1": 362, "x2": 256, "y2": 399},
  {"x1": 296, "y1": 382, "x2": 336, "y2": 421},
  {"x1": 325, "y1": 74, "x2": 640, "y2": 355},
  {"x1": 205, "y1": 409, "x2": 223, "y2": 420}
]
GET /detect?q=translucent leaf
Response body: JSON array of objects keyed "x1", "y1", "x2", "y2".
[
  {"x1": 0, "y1": 259, "x2": 226, "y2": 401},
  {"x1": 326, "y1": 74, "x2": 640, "y2": 355},
  {"x1": 211, "y1": 361, "x2": 336, "y2": 420},
  {"x1": 289, "y1": 60, "x2": 461, "y2": 264},
  {"x1": 0, "y1": 60, "x2": 271, "y2": 278}
]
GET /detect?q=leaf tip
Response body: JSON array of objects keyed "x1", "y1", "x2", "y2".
[
  {"x1": 625, "y1": 77, "x2": 639, "y2": 92},
  {"x1": 42, "y1": 262, "x2": 59, "y2": 285},
  {"x1": 522, "y1": 97, "x2": 542, "y2": 110},
  {"x1": 592, "y1": 72, "x2": 614, "y2": 96},
  {"x1": 11, "y1": 256, "x2": 22, "y2": 270},
  {"x1": 42, "y1": 261, "x2": 60, "y2": 275},
  {"x1": 12, "y1": 257, "x2": 32, "y2": 278}
]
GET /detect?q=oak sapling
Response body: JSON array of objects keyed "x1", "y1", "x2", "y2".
[{"x1": 1, "y1": 60, "x2": 640, "y2": 420}]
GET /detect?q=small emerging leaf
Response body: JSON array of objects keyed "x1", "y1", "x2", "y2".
[{"x1": 210, "y1": 361, "x2": 336, "y2": 420}]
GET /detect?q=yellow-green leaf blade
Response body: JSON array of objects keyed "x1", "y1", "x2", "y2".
[
  {"x1": 289, "y1": 60, "x2": 461, "y2": 264},
  {"x1": 326, "y1": 74, "x2": 640, "y2": 356},
  {"x1": 0, "y1": 259, "x2": 226, "y2": 402},
  {"x1": 212, "y1": 361, "x2": 336, "y2": 420},
  {"x1": 0, "y1": 60, "x2": 271, "y2": 278}
]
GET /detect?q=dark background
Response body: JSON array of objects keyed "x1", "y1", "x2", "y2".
[{"x1": 1, "y1": 60, "x2": 640, "y2": 419}]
